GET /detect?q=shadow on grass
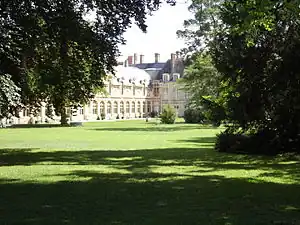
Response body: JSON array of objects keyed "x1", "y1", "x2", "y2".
[
  {"x1": 8, "y1": 124, "x2": 63, "y2": 129},
  {"x1": 177, "y1": 136, "x2": 217, "y2": 144},
  {"x1": 1, "y1": 143, "x2": 300, "y2": 224},
  {"x1": 89, "y1": 124, "x2": 217, "y2": 132},
  {"x1": 1, "y1": 171, "x2": 300, "y2": 224}
]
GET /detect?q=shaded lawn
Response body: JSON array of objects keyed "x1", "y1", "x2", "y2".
[{"x1": 0, "y1": 120, "x2": 300, "y2": 225}]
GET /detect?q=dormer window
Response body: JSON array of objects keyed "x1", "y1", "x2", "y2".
[
  {"x1": 173, "y1": 73, "x2": 180, "y2": 81},
  {"x1": 162, "y1": 73, "x2": 169, "y2": 82}
]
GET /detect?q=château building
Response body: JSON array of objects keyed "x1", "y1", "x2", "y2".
[{"x1": 8, "y1": 53, "x2": 189, "y2": 125}]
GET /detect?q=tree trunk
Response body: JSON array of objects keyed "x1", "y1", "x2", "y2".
[{"x1": 60, "y1": 105, "x2": 68, "y2": 126}]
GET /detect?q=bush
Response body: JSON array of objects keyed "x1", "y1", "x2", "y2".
[
  {"x1": 215, "y1": 128, "x2": 281, "y2": 155},
  {"x1": 215, "y1": 129, "x2": 249, "y2": 153},
  {"x1": 160, "y1": 104, "x2": 176, "y2": 124},
  {"x1": 183, "y1": 108, "x2": 205, "y2": 124},
  {"x1": 150, "y1": 111, "x2": 158, "y2": 118}
]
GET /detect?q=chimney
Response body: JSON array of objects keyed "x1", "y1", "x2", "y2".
[
  {"x1": 134, "y1": 53, "x2": 138, "y2": 65},
  {"x1": 154, "y1": 53, "x2": 160, "y2": 63},
  {"x1": 171, "y1": 53, "x2": 176, "y2": 75},
  {"x1": 124, "y1": 59, "x2": 128, "y2": 67},
  {"x1": 127, "y1": 56, "x2": 133, "y2": 66},
  {"x1": 140, "y1": 54, "x2": 144, "y2": 64}
]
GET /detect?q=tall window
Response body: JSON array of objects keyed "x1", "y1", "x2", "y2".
[
  {"x1": 132, "y1": 102, "x2": 135, "y2": 113},
  {"x1": 92, "y1": 101, "x2": 98, "y2": 114},
  {"x1": 23, "y1": 108, "x2": 29, "y2": 117},
  {"x1": 113, "y1": 101, "x2": 118, "y2": 114},
  {"x1": 133, "y1": 85, "x2": 136, "y2": 96},
  {"x1": 79, "y1": 107, "x2": 84, "y2": 115},
  {"x1": 163, "y1": 74, "x2": 169, "y2": 82},
  {"x1": 120, "y1": 101, "x2": 124, "y2": 114},
  {"x1": 121, "y1": 83, "x2": 124, "y2": 95},
  {"x1": 142, "y1": 102, "x2": 146, "y2": 113},
  {"x1": 126, "y1": 101, "x2": 130, "y2": 113},
  {"x1": 100, "y1": 102, "x2": 104, "y2": 114},
  {"x1": 147, "y1": 101, "x2": 151, "y2": 113},
  {"x1": 143, "y1": 84, "x2": 146, "y2": 96},
  {"x1": 173, "y1": 74, "x2": 179, "y2": 81},
  {"x1": 137, "y1": 102, "x2": 141, "y2": 113},
  {"x1": 107, "y1": 101, "x2": 112, "y2": 114}
]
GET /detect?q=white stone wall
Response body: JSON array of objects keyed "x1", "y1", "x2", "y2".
[
  {"x1": 160, "y1": 80, "x2": 189, "y2": 117},
  {"x1": 9, "y1": 69, "x2": 189, "y2": 124}
]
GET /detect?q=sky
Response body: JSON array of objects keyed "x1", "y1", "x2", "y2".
[{"x1": 117, "y1": 1, "x2": 193, "y2": 63}]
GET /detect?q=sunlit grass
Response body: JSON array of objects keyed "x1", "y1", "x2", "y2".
[{"x1": 0, "y1": 120, "x2": 300, "y2": 224}]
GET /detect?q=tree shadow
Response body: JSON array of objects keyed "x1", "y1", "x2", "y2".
[
  {"x1": 1, "y1": 144, "x2": 300, "y2": 224},
  {"x1": 8, "y1": 124, "x2": 63, "y2": 129},
  {"x1": 176, "y1": 136, "x2": 217, "y2": 145},
  {"x1": 1, "y1": 172, "x2": 300, "y2": 224},
  {"x1": 89, "y1": 124, "x2": 219, "y2": 132}
]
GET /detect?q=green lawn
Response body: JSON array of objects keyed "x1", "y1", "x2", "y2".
[{"x1": 0, "y1": 120, "x2": 300, "y2": 225}]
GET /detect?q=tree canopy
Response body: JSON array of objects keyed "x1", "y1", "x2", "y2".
[
  {"x1": 0, "y1": 0, "x2": 172, "y2": 124},
  {"x1": 0, "y1": 74, "x2": 21, "y2": 120},
  {"x1": 180, "y1": 0, "x2": 300, "y2": 154}
]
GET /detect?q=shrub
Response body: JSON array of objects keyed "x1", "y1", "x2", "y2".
[
  {"x1": 160, "y1": 104, "x2": 176, "y2": 124},
  {"x1": 215, "y1": 128, "x2": 280, "y2": 155},
  {"x1": 97, "y1": 115, "x2": 101, "y2": 120},
  {"x1": 215, "y1": 129, "x2": 249, "y2": 153},
  {"x1": 183, "y1": 107, "x2": 205, "y2": 124},
  {"x1": 101, "y1": 113, "x2": 105, "y2": 120},
  {"x1": 150, "y1": 111, "x2": 158, "y2": 118}
]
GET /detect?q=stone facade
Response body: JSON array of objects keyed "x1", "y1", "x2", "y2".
[{"x1": 7, "y1": 53, "x2": 189, "y2": 125}]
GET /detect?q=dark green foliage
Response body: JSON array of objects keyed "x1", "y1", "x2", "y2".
[
  {"x1": 200, "y1": 97, "x2": 226, "y2": 126},
  {"x1": 0, "y1": 0, "x2": 174, "y2": 125},
  {"x1": 215, "y1": 130, "x2": 249, "y2": 153},
  {"x1": 183, "y1": 107, "x2": 204, "y2": 124},
  {"x1": 178, "y1": 53, "x2": 221, "y2": 107},
  {"x1": 182, "y1": 0, "x2": 300, "y2": 154},
  {"x1": 150, "y1": 111, "x2": 159, "y2": 118},
  {"x1": 160, "y1": 105, "x2": 176, "y2": 124},
  {"x1": 210, "y1": 0, "x2": 300, "y2": 154},
  {"x1": 215, "y1": 128, "x2": 283, "y2": 155}
]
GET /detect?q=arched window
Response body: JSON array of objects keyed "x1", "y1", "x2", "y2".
[
  {"x1": 23, "y1": 108, "x2": 29, "y2": 117},
  {"x1": 79, "y1": 107, "x2": 84, "y2": 115},
  {"x1": 147, "y1": 101, "x2": 151, "y2": 113},
  {"x1": 142, "y1": 102, "x2": 146, "y2": 113},
  {"x1": 100, "y1": 102, "x2": 104, "y2": 114},
  {"x1": 126, "y1": 101, "x2": 130, "y2": 113},
  {"x1": 92, "y1": 101, "x2": 98, "y2": 114},
  {"x1": 132, "y1": 102, "x2": 135, "y2": 113},
  {"x1": 120, "y1": 101, "x2": 124, "y2": 114},
  {"x1": 137, "y1": 101, "x2": 141, "y2": 113},
  {"x1": 107, "y1": 101, "x2": 112, "y2": 114},
  {"x1": 163, "y1": 73, "x2": 169, "y2": 82},
  {"x1": 113, "y1": 101, "x2": 118, "y2": 114}
]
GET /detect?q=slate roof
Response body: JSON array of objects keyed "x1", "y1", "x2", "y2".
[{"x1": 130, "y1": 58, "x2": 185, "y2": 81}]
